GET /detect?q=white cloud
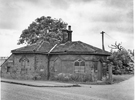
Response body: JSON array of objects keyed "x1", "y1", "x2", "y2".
[
  {"x1": 0, "y1": 0, "x2": 133, "y2": 56},
  {"x1": 0, "y1": 29, "x2": 25, "y2": 56}
]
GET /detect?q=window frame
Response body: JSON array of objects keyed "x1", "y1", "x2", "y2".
[
  {"x1": 74, "y1": 59, "x2": 86, "y2": 73},
  {"x1": 20, "y1": 56, "x2": 29, "y2": 68}
]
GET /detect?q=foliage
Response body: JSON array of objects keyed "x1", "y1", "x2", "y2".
[
  {"x1": 108, "y1": 42, "x2": 134, "y2": 75},
  {"x1": 108, "y1": 42, "x2": 123, "y2": 51},
  {"x1": 18, "y1": 16, "x2": 68, "y2": 45},
  {"x1": 51, "y1": 73, "x2": 93, "y2": 82}
]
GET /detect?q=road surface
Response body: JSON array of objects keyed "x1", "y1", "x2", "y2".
[{"x1": 1, "y1": 77, "x2": 134, "y2": 100}]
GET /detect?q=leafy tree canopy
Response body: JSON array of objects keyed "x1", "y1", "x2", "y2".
[
  {"x1": 107, "y1": 42, "x2": 134, "y2": 74},
  {"x1": 18, "y1": 16, "x2": 68, "y2": 45}
]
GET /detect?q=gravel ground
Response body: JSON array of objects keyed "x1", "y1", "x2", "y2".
[{"x1": 1, "y1": 77, "x2": 134, "y2": 100}]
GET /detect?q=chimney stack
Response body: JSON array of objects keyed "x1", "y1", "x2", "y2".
[
  {"x1": 67, "y1": 25, "x2": 72, "y2": 42},
  {"x1": 61, "y1": 25, "x2": 72, "y2": 43}
]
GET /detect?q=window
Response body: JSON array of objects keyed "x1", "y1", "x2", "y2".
[
  {"x1": 74, "y1": 59, "x2": 85, "y2": 73},
  {"x1": 21, "y1": 60, "x2": 29, "y2": 67},
  {"x1": 74, "y1": 61, "x2": 79, "y2": 66},
  {"x1": 19, "y1": 56, "x2": 29, "y2": 68},
  {"x1": 7, "y1": 66, "x2": 10, "y2": 73},
  {"x1": 80, "y1": 61, "x2": 85, "y2": 66}
]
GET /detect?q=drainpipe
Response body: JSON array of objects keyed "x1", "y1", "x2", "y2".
[{"x1": 47, "y1": 54, "x2": 50, "y2": 80}]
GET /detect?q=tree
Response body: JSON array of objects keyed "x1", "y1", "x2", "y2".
[
  {"x1": 18, "y1": 16, "x2": 68, "y2": 45},
  {"x1": 108, "y1": 42, "x2": 123, "y2": 51},
  {"x1": 108, "y1": 42, "x2": 134, "y2": 74}
]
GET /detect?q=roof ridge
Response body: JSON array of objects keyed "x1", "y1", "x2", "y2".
[
  {"x1": 67, "y1": 43, "x2": 75, "y2": 50},
  {"x1": 34, "y1": 40, "x2": 44, "y2": 51},
  {"x1": 48, "y1": 44, "x2": 58, "y2": 54}
]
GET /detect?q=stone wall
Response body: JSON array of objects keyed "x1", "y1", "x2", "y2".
[
  {"x1": 1, "y1": 54, "x2": 48, "y2": 80},
  {"x1": 1, "y1": 53, "x2": 106, "y2": 81},
  {"x1": 35, "y1": 54, "x2": 48, "y2": 80},
  {"x1": 1, "y1": 54, "x2": 14, "y2": 78},
  {"x1": 49, "y1": 54, "x2": 104, "y2": 81}
]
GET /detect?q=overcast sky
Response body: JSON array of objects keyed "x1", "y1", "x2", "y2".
[{"x1": 0, "y1": 0, "x2": 134, "y2": 56}]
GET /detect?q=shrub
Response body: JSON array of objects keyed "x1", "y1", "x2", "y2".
[
  {"x1": 53, "y1": 73, "x2": 71, "y2": 82},
  {"x1": 53, "y1": 73, "x2": 92, "y2": 82}
]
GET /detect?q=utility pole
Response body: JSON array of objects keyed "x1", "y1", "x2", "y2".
[{"x1": 100, "y1": 31, "x2": 105, "y2": 51}]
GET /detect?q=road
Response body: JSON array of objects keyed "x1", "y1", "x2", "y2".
[{"x1": 1, "y1": 77, "x2": 134, "y2": 100}]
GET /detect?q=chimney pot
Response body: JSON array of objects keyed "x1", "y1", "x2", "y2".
[
  {"x1": 68, "y1": 25, "x2": 71, "y2": 31},
  {"x1": 62, "y1": 25, "x2": 72, "y2": 43},
  {"x1": 67, "y1": 25, "x2": 72, "y2": 42}
]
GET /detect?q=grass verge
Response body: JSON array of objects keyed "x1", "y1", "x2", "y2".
[{"x1": 112, "y1": 74, "x2": 134, "y2": 84}]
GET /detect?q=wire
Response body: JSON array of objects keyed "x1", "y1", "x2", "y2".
[{"x1": 104, "y1": 32, "x2": 117, "y2": 42}]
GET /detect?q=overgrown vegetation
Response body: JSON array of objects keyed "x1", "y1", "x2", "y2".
[
  {"x1": 108, "y1": 42, "x2": 134, "y2": 75},
  {"x1": 112, "y1": 74, "x2": 133, "y2": 83},
  {"x1": 50, "y1": 73, "x2": 93, "y2": 82}
]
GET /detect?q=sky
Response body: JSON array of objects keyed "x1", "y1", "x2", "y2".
[{"x1": 0, "y1": 0, "x2": 134, "y2": 57}]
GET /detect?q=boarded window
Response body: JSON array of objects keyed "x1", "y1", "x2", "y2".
[
  {"x1": 21, "y1": 60, "x2": 29, "y2": 67},
  {"x1": 74, "y1": 66, "x2": 80, "y2": 73},
  {"x1": 74, "y1": 59, "x2": 85, "y2": 73},
  {"x1": 20, "y1": 56, "x2": 29, "y2": 68}
]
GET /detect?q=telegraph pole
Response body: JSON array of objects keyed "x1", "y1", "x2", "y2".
[{"x1": 100, "y1": 31, "x2": 105, "y2": 51}]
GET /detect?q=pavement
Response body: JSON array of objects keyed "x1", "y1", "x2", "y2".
[{"x1": 1, "y1": 78, "x2": 80, "y2": 87}]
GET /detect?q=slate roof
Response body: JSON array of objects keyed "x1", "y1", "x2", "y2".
[
  {"x1": 11, "y1": 41, "x2": 53, "y2": 54},
  {"x1": 11, "y1": 41, "x2": 110, "y2": 56},
  {"x1": 51, "y1": 41, "x2": 110, "y2": 55}
]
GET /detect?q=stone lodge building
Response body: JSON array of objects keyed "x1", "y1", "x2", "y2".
[{"x1": 1, "y1": 26, "x2": 110, "y2": 81}]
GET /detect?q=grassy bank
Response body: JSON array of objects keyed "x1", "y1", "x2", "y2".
[{"x1": 112, "y1": 74, "x2": 134, "y2": 83}]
